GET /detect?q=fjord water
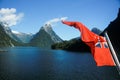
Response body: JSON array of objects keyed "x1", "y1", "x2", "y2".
[{"x1": 0, "y1": 47, "x2": 119, "y2": 80}]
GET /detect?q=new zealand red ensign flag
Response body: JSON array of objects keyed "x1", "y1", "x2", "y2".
[{"x1": 62, "y1": 20, "x2": 115, "y2": 66}]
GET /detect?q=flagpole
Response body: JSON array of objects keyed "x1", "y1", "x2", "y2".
[{"x1": 104, "y1": 32, "x2": 120, "y2": 74}]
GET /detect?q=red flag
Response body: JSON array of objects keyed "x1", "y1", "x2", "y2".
[{"x1": 62, "y1": 20, "x2": 115, "y2": 66}]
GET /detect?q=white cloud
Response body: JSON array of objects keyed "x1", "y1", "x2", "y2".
[
  {"x1": 0, "y1": 8, "x2": 16, "y2": 15},
  {"x1": 60, "y1": 17, "x2": 68, "y2": 21},
  {"x1": 45, "y1": 17, "x2": 68, "y2": 25},
  {"x1": 0, "y1": 8, "x2": 24, "y2": 27}
]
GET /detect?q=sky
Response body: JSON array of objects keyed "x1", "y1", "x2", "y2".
[{"x1": 0, "y1": 0, "x2": 120, "y2": 40}]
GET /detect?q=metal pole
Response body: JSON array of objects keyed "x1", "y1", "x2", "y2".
[{"x1": 104, "y1": 32, "x2": 120, "y2": 74}]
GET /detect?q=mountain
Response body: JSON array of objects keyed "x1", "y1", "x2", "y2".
[
  {"x1": 0, "y1": 23, "x2": 21, "y2": 47},
  {"x1": 91, "y1": 27, "x2": 102, "y2": 35},
  {"x1": 12, "y1": 30, "x2": 33, "y2": 43},
  {"x1": 29, "y1": 24, "x2": 63, "y2": 48}
]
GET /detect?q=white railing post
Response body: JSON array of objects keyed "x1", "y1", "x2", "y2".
[{"x1": 104, "y1": 32, "x2": 120, "y2": 74}]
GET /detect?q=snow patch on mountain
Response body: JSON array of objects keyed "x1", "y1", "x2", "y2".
[{"x1": 12, "y1": 30, "x2": 21, "y2": 34}]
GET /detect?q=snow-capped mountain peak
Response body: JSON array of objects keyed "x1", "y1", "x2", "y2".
[
  {"x1": 43, "y1": 23, "x2": 52, "y2": 33},
  {"x1": 42, "y1": 23, "x2": 63, "y2": 43}
]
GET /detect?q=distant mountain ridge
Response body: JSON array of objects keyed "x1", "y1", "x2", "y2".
[
  {"x1": 91, "y1": 27, "x2": 102, "y2": 35},
  {"x1": 12, "y1": 30, "x2": 33, "y2": 43}
]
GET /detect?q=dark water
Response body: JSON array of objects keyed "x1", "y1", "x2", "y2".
[{"x1": 0, "y1": 47, "x2": 119, "y2": 80}]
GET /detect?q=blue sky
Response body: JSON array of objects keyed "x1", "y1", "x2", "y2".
[{"x1": 0, "y1": 0, "x2": 120, "y2": 40}]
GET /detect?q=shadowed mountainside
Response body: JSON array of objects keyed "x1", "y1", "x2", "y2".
[{"x1": 0, "y1": 23, "x2": 22, "y2": 47}]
